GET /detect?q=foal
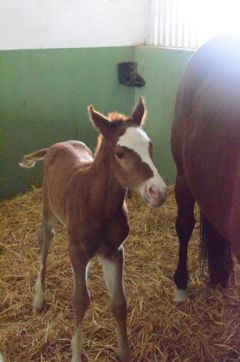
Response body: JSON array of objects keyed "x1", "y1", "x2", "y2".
[{"x1": 20, "y1": 98, "x2": 167, "y2": 362}]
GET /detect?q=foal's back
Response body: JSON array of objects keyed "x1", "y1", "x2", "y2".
[
  {"x1": 42, "y1": 140, "x2": 93, "y2": 224},
  {"x1": 44, "y1": 140, "x2": 93, "y2": 177}
]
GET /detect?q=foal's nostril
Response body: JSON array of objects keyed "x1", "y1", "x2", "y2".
[
  {"x1": 148, "y1": 184, "x2": 167, "y2": 205},
  {"x1": 148, "y1": 185, "x2": 160, "y2": 198}
]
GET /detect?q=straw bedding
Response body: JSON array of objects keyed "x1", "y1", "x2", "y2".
[{"x1": 1, "y1": 186, "x2": 240, "y2": 362}]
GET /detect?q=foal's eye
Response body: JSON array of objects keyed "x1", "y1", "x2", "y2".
[{"x1": 116, "y1": 151, "x2": 125, "y2": 159}]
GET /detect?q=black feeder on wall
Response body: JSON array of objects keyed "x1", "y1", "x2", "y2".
[{"x1": 118, "y1": 62, "x2": 145, "y2": 87}]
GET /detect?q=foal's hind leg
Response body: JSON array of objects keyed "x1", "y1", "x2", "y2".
[
  {"x1": 174, "y1": 175, "x2": 195, "y2": 302},
  {"x1": 69, "y1": 243, "x2": 90, "y2": 362},
  {"x1": 99, "y1": 247, "x2": 130, "y2": 362},
  {"x1": 33, "y1": 214, "x2": 57, "y2": 311}
]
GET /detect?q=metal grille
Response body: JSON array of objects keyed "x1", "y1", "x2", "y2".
[{"x1": 146, "y1": 0, "x2": 240, "y2": 49}]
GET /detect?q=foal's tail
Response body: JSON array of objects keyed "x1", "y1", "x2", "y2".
[
  {"x1": 200, "y1": 215, "x2": 233, "y2": 288},
  {"x1": 19, "y1": 148, "x2": 48, "y2": 168}
]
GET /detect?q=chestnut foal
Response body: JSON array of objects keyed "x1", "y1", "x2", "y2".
[{"x1": 19, "y1": 98, "x2": 167, "y2": 362}]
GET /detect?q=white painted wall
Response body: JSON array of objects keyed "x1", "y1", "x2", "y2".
[{"x1": 0, "y1": 0, "x2": 146, "y2": 50}]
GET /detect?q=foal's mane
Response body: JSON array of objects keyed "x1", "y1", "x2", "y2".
[
  {"x1": 108, "y1": 112, "x2": 128, "y2": 122},
  {"x1": 94, "y1": 112, "x2": 129, "y2": 155}
]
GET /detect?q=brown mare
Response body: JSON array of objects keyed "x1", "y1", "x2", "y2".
[
  {"x1": 171, "y1": 35, "x2": 240, "y2": 302},
  {"x1": 19, "y1": 98, "x2": 167, "y2": 361}
]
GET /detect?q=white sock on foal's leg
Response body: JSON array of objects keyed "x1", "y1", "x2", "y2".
[
  {"x1": 71, "y1": 324, "x2": 83, "y2": 362},
  {"x1": 33, "y1": 264, "x2": 44, "y2": 310}
]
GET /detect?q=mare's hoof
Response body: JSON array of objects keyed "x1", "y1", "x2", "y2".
[
  {"x1": 209, "y1": 279, "x2": 228, "y2": 289},
  {"x1": 173, "y1": 288, "x2": 188, "y2": 303}
]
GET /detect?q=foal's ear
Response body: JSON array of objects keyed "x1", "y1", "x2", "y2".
[
  {"x1": 88, "y1": 105, "x2": 112, "y2": 138},
  {"x1": 131, "y1": 97, "x2": 147, "y2": 126}
]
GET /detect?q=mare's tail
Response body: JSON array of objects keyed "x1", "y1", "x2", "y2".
[
  {"x1": 200, "y1": 215, "x2": 233, "y2": 287},
  {"x1": 19, "y1": 148, "x2": 48, "y2": 168}
]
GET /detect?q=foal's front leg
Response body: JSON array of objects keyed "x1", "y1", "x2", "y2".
[
  {"x1": 69, "y1": 243, "x2": 90, "y2": 362},
  {"x1": 99, "y1": 246, "x2": 130, "y2": 361}
]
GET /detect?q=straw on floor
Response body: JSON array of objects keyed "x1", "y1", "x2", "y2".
[{"x1": 0, "y1": 186, "x2": 240, "y2": 362}]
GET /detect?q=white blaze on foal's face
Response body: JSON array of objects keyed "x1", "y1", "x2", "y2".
[{"x1": 117, "y1": 126, "x2": 167, "y2": 207}]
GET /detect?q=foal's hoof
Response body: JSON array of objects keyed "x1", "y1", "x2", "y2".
[
  {"x1": 33, "y1": 294, "x2": 44, "y2": 312},
  {"x1": 117, "y1": 348, "x2": 131, "y2": 362},
  {"x1": 71, "y1": 353, "x2": 88, "y2": 362},
  {"x1": 173, "y1": 289, "x2": 188, "y2": 303},
  {"x1": 71, "y1": 357, "x2": 81, "y2": 362}
]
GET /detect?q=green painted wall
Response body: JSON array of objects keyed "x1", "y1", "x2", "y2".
[
  {"x1": 135, "y1": 47, "x2": 194, "y2": 183},
  {"x1": 0, "y1": 46, "x2": 194, "y2": 199},
  {"x1": 0, "y1": 47, "x2": 135, "y2": 198}
]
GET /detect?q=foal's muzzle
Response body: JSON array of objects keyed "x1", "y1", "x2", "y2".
[
  {"x1": 146, "y1": 183, "x2": 167, "y2": 207},
  {"x1": 140, "y1": 178, "x2": 167, "y2": 208}
]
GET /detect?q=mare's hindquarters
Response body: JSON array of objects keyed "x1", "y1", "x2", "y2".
[{"x1": 171, "y1": 36, "x2": 240, "y2": 300}]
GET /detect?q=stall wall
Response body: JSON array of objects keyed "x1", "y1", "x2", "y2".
[
  {"x1": 0, "y1": 0, "x2": 147, "y2": 198},
  {"x1": 0, "y1": 47, "x2": 135, "y2": 198},
  {"x1": 0, "y1": 0, "x2": 146, "y2": 49},
  {"x1": 135, "y1": 47, "x2": 193, "y2": 182},
  {"x1": 0, "y1": 0, "x2": 195, "y2": 198}
]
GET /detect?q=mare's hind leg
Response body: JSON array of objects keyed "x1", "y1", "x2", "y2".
[
  {"x1": 99, "y1": 246, "x2": 130, "y2": 362},
  {"x1": 174, "y1": 174, "x2": 195, "y2": 302},
  {"x1": 201, "y1": 216, "x2": 233, "y2": 288},
  {"x1": 33, "y1": 213, "x2": 57, "y2": 311}
]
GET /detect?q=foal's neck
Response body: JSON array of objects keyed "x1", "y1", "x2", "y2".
[{"x1": 90, "y1": 137, "x2": 126, "y2": 218}]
